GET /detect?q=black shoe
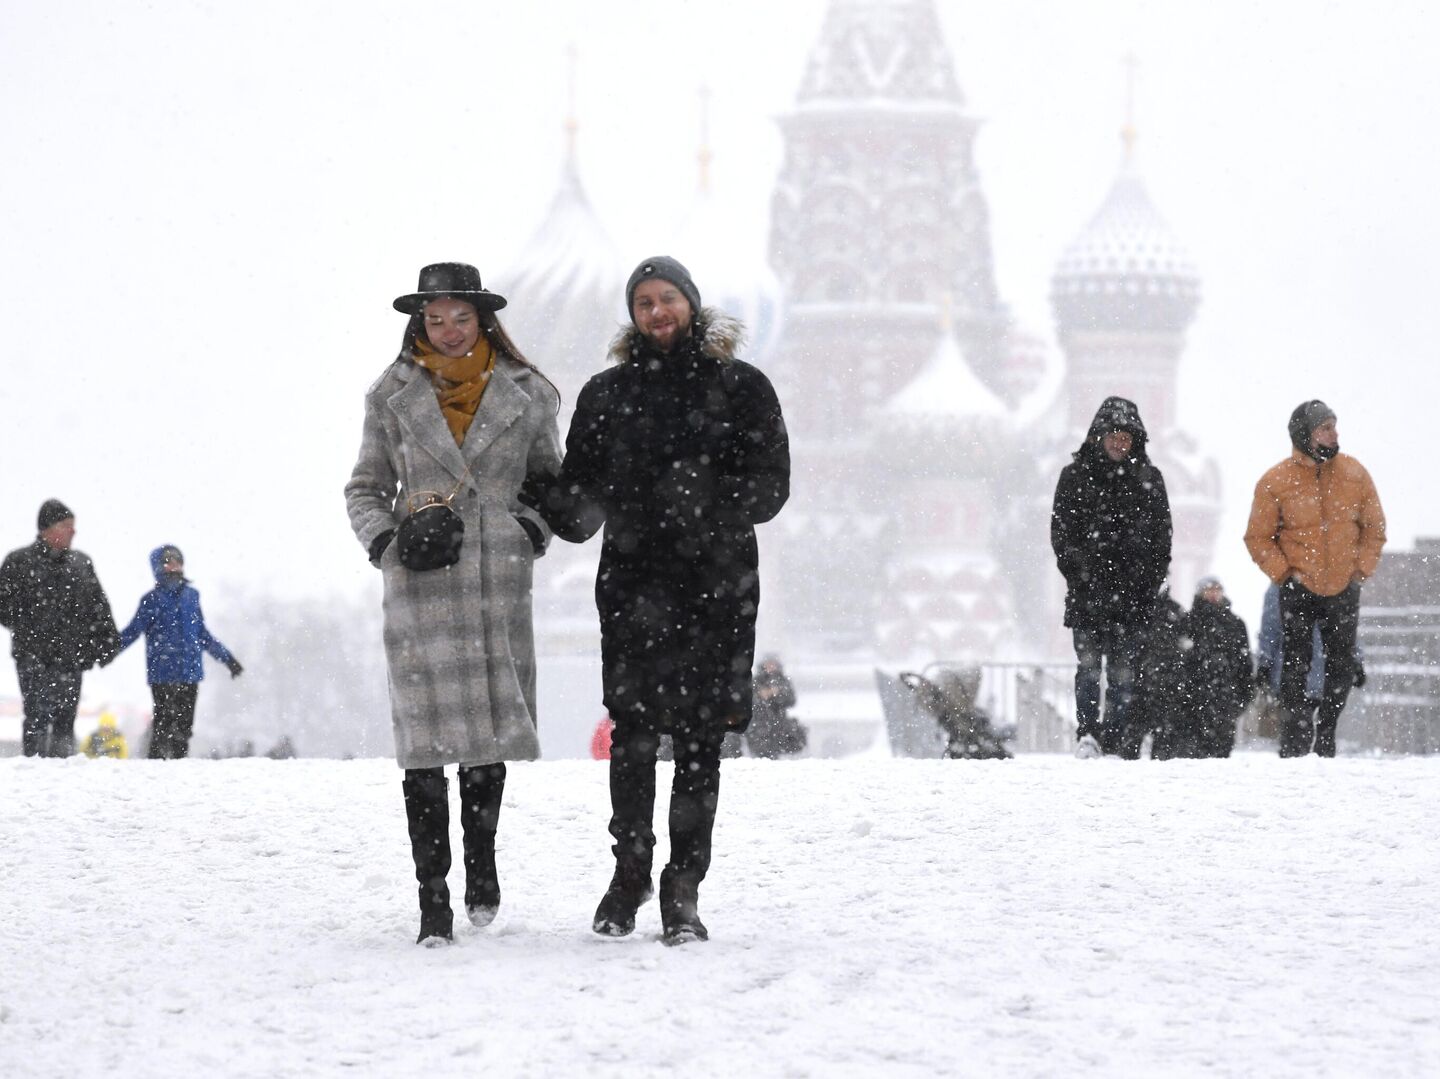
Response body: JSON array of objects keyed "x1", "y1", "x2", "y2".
[
  {"x1": 417, "y1": 906, "x2": 454, "y2": 947},
  {"x1": 659, "y1": 869, "x2": 708, "y2": 947},
  {"x1": 459, "y1": 764, "x2": 504, "y2": 928},
  {"x1": 403, "y1": 771, "x2": 454, "y2": 946},
  {"x1": 465, "y1": 872, "x2": 501, "y2": 928},
  {"x1": 592, "y1": 870, "x2": 654, "y2": 937}
]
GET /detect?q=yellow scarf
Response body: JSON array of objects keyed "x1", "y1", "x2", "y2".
[{"x1": 412, "y1": 336, "x2": 497, "y2": 445}]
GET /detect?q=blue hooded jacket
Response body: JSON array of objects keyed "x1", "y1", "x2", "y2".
[{"x1": 117, "y1": 547, "x2": 236, "y2": 685}]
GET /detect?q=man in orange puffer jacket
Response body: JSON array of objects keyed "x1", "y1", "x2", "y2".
[{"x1": 1244, "y1": 401, "x2": 1385, "y2": 757}]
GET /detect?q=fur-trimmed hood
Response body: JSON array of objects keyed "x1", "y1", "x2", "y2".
[{"x1": 607, "y1": 307, "x2": 747, "y2": 365}]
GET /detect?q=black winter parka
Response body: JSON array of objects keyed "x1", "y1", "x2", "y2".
[
  {"x1": 530, "y1": 310, "x2": 789, "y2": 734},
  {"x1": 1185, "y1": 597, "x2": 1254, "y2": 725},
  {"x1": 0, "y1": 540, "x2": 120, "y2": 670},
  {"x1": 1050, "y1": 397, "x2": 1172, "y2": 630}
]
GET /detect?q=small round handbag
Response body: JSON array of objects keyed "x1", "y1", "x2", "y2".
[{"x1": 396, "y1": 489, "x2": 465, "y2": 571}]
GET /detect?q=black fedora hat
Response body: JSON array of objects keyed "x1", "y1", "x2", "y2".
[{"x1": 393, "y1": 262, "x2": 507, "y2": 314}]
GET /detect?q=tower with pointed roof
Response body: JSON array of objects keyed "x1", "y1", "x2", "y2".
[
  {"x1": 1044, "y1": 68, "x2": 1221, "y2": 623},
  {"x1": 493, "y1": 55, "x2": 623, "y2": 662},
  {"x1": 494, "y1": 50, "x2": 625, "y2": 429},
  {"x1": 676, "y1": 86, "x2": 785, "y2": 366},
  {"x1": 876, "y1": 305, "x2": 1018, "y2": 662},
  {"x1": 766, "y1": 0, "x2": 1015, "y2": 656}
]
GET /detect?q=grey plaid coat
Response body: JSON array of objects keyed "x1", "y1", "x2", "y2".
[{"x1": 345, "y1": 356, "x2": 561, "y2": 770}]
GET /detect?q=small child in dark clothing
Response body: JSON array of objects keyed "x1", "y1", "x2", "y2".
[{"x1": 116, "y1": 545, "x2": 242, "y2": 759}]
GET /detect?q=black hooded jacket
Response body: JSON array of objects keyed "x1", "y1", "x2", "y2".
[
  {"x1": 526, "y1": 309, "x2": 790, "y2": 734},
  {"x1": 1050, "y1": 397, "x2": 1173, "y2": 630}
]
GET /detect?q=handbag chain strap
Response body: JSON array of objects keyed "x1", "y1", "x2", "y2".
[{"x1": 406, "y1": 458, "x2": 478, "y2": 515}]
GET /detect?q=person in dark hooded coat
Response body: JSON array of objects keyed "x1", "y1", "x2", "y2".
[
  {"x1": 1051, "y1": 397, "x2": 1173, "y2": 758},
  {"x1": 1184, "y1": 576, "x2": 1254, "y2": 757},
  {"x1": 523, "y1": 255, "x2": 789, "y2": 945}
]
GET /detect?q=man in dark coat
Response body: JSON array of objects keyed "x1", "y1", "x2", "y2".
[
  {"x1": 524, "y1": 255, "x2": 790, "y2": 945},
  {"x1": 1051, "y1": 397, "x2": 1173, "y2": 758},
  {"x1": 0, "y1": 500, "x2": 120, "y2": 757},
  {"x1": 1185, "y1": 576, "x2": 1254, "y2": 758}
]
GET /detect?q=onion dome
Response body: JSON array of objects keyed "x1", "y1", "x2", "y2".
[
  {"x1": 673, "y1": 88, "x2": 784, "y2": 363},
  {"x1": 1050, "y1": 156, "x2": 1200, "y2": 336},
  {"x1": 493, "y1": 130, "x2": 625, "y2": 402},
  {"x1": 675, "y1": 194, "x2": 785, "y2": 365},
  {"x1": 884, "y1": 316, "x2": 1010, "y2": 475}
]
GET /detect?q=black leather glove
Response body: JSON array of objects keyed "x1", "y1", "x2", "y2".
[
  {"x1": 1352, "y1": 659, "x2": 1366, "y2": 689},
  {"x1": 517, "y1": 472, "x2": 552, "y2": 513},
  {"x1": 368, "y1": 529, "x2": 395, "y2": 568},
  {"x1": 515, "y1": 516, "x2": 544, "y2": 555},
  {"x1": 226, "y1": 657, "x2": 244, "y2": 679}
]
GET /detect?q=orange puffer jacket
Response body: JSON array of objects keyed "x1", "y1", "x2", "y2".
[{"x1": 1244, "y1": 449, "x2": 1386, "y2": 596}]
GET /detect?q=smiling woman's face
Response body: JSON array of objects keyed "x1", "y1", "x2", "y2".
[{"x1": 422, "y1": 298, "x2": 481, "y2": 358}]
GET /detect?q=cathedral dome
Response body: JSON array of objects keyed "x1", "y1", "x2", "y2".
[
  {"x1": 1050, "y1": 161, "x2": 1200, "y2": 335},
  {"x1": 676, "y1": 190, "x2": 785, "y2": 364},
  {"x1": 886, "y1": 326, "x2": 1009, "y2": 425},
  {"x1": 493, "y1": 150, "x2": 625, "y2": 408},
  {"x1": 884, "y1": 325, "x2": 1010, "y2": 476}
]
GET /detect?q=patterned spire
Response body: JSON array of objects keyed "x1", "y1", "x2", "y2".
[{"x1": 795, "y1": 0, "x2": 965, "y2": 106}]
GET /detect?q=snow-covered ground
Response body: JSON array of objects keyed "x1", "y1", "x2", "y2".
[{"x1": 2, "y1": 754, "x2": 1437, "y2": 1078}]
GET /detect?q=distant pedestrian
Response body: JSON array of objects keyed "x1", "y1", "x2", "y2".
[
  {"x1": 523, "y1": 255, "x2": 790, "y2": 945},
  {"x1": 1244, "y1": 401, "x2": 1385, "y2": 757},
  {"x1": 115, "y1": 545, "x2": 243, "y2": 760},
  {"x1": 747, "y1": 655, "x2": 806, "y2": 759},
  {"x1": 346, "y1": 262, "x2": 561, "y2": 945},
  {"x1": 0, "y1": 500, "x2": 120, "y2": 757},
  {"x1": 1051, "y1": 398, "x2": 1173, "y2": 759},
  {"x1": 1184, "y1": 576, "x2": 1253, "y2": 757},
  {"x1": 81, "y1": 712, "x2": 129, "y2": 759}
]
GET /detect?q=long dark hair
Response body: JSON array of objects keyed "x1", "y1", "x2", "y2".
[{"x1": 399, "y1": 303, "x2": 561, "y2": 413}]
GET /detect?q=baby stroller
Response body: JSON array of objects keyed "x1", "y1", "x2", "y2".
[{"x1": 897, "y1": 665, "x2": 1015, "y2": 760}]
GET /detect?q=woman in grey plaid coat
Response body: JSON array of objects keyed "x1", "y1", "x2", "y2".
[{"x1": 345, "y1": 263, "x2": 561, "y2": 945}]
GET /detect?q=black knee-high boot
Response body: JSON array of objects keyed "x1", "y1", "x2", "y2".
[
  {"x1": 593, "y1": 721, "x2": 658, "y2": 937},
  {"x1": 458, "y1": 763, "x2": 505, "y2": 927},
  {"x1": 660, "y1": 728, "x2": 722, "y2": 946},
  {"x1": 402, "y1": 769, "x2": 453, "y2": 945}
]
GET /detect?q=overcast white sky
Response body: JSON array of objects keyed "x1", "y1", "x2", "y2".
[{"x1": 2, "y1": 1, "x2": 1438, "y2": 708}]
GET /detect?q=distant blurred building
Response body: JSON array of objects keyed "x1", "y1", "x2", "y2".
[
  {"x1": 500, "y1": 1, "x2": 1224, "y2": 750},
  {"x1": 1348, "y1": 537, "x2": 1440, "y2": 754}
]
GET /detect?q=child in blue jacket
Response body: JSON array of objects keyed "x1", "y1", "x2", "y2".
[{"x1": 117, "y1": 545, "x2": 242, "y2": 758}]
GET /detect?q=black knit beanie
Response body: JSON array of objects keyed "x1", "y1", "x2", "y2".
[
  {"x1": 37, "y1": 499, "x2": 74, "y2": 531},
  {"x1": 1288, "y1": 400, "x2": 1337, "y2": 459},
  {"x1": 625, "y1": 256, "x2": 702, "y2": 323}
]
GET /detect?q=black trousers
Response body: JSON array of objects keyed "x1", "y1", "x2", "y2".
[
  {"x1": 149, "y1": 683, "x2": 200, "y2": 759},
  {"x1": 17, "y1": 655, "x2": 81, "y2": 758},
  {"x1": 609, "y1": 713, "x2": 723, "y2": 882},
  {"x1": 1279, "y1": 581, "x2": 1359, "y2": 758}
]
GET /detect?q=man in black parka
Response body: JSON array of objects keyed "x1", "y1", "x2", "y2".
[
  {"x1": 0, "y1": 500, "x2": 121, "y2": 757},
  {"x1": 1051, "y1": 397, "x2": 1172, "y2": 758},
  {"x1": 524, "y1": 256, "x2": 789, "y2": 945}
]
